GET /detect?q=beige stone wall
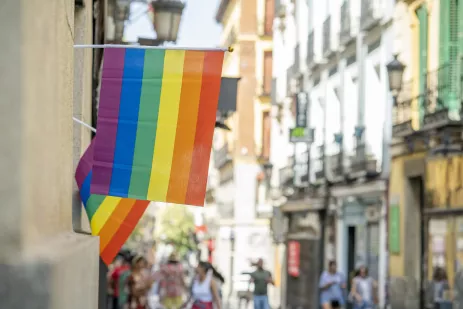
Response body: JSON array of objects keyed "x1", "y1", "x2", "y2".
[{"x1": 0, "y1": 0, "x2": 99, "y2": 308}]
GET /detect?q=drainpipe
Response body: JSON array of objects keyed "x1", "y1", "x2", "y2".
[{"x1": 320, "y1": 93, "x2": 328, "y2": 274}]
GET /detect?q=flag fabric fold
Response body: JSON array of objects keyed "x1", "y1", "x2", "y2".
[
  {"x1": 75, "y1": 139, "x2": 150, "y2": 265},
  {"x1": 90, "y1": 47, "x2": 225, "y2": 206}
]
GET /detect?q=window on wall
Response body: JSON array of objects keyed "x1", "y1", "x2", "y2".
[
  {"x1": 263, "y1": 51, "x2": 273, "y2": 95},
  {"x1": 262, "y1": 111, "x2": 271, "y2": 159},
  {"x1": 264, "y1": 0, "x2": 274, "y2": 35}
]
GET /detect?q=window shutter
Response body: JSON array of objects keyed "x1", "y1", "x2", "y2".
[
  {"x1": 262, "y1": 111, "x2": 271, "y2": 159},
  {"x1": 263, "y1": 51, "x2": 273, "y2": 95},
  {"x1": 416, "y1": 4, "x2": 428, "y2": 123},
  {"x1": 264, "y1": 0, "x2": 274, "y2": 36},
  {"x1": 447, "y1": 0, "x2": 459, "y2": 114}
]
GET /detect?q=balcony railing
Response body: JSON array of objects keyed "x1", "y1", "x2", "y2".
[
  {"x1": 360, "y1": 0, "x2": 380, "y2": 30},
  {"x1": 322, "y1": 16, "x2": 332, "y2": 56},
  {"x1": 329, "y1": 152, "x2": 343, "y2": 177},
  {"x1": 314, "y1": 145, "x2": 325, "y2": 182},
  {"x1": 421, "y1": 63, "x2": 458, "y2": 129},
  {"x1": 214, "y1": 142, "x2": 232, "y2": 169},
  {"x1": 279, "y1": 156, "x2": 295, "y2": 187},
  {"x1": 350, "y1": 144, "x2": 377, "y2": 175},
  {"x1": 307, "y1": 31, "x2": 314, "y2": 66},
  {"x1": 340, "y1": 0, "x2": 352, "y2": 46},
  {"x1": 392, "y1": 79, "x2": 415, "y2": 137}
]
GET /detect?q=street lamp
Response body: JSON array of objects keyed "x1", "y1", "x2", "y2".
[
  {"x1": 263, "y1": 162, "x2": 274, "y2": 181},
  {"x1": 386, "y1": 54, "x2": 406, "y2": 101},
  {"x1": 151, "y1": 0, "x2": 185, "y2": 42}
]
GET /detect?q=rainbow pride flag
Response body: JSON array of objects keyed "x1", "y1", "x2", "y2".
[
  {"x1": 90, "y1": 47, "x2": 224, "y2": 206},
  {"x1": 75, "y1": 140, "x2": 150, "y2": 265}
]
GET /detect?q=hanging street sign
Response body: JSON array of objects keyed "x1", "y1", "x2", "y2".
[
  {"x1": 289, "y1": 127, "x2": 314, "y2": 143},
  {"x1": 295, "y1": 92, "x2": 309, "y2": 127}
]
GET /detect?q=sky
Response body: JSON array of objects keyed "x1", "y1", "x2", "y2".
[{"x1": 124, "y1": 0, "x2": 223, "y2": 48}]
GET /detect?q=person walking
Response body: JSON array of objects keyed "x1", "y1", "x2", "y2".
[
  {"x1": 184, "y1": 261, "x2": 222, "y2": 309},
  {"x1": 319, "y1": 261, "x2": 346, "y2": 309},
  {"x1": 159, "y1": 253, "x2": 186, "y2": 309},
  {"x1": 349, "y1": 265, "x2": 377, "y2": 309},
  {"x1": 125, "y1": 255, "x2": 155, "y2": 309},
  {"x1": 249, "y1": 258, "x2": 274, "y2": 309},
  {"x1": 110, "y1": 250, "x2": 132, "y2": 309}
]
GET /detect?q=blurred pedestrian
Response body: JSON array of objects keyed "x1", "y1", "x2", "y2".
[
  {"x1": 319, "y1": 260, "x2": 346, "y2": 309},
  {"x1": 349, "y1": 265, "x2": 377, "y2": 309},
  {"x1": 159, "y1": 252, "x2": 186, "y2": 309},
  {"x1": 183, "y1": 261, "x2": 222, "y2": 309},
  {"x1": 249, "y1": 258, "x2": 274, "y2": 309},
  {"x1": 125, "y1": 255, "x2": 155, "y2": 309},
  {"x1": 109, "y1": 250, "x2": 132, "y2": 309}
]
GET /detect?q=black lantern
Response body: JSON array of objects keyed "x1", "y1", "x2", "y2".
[
  {"x1": 151, "y1": 0, "x2": 185, "y2": 42},
  {"x1": 263, "y1": 162, "x2": 274, "y2": 181},
  {"x1": 386, "y1": 54, "x2": 406, "y2": 94}
]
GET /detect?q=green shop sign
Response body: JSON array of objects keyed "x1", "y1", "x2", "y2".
[{"x1": 389, "y1": 200, "x2": 401, "y2": 254}]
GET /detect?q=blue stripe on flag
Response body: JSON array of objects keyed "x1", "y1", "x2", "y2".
[
  {"x1": 81, "y1": 171, "x2": 92, "y2": 206},
  {"x1": 109, "y1": 48, "x2": 145, "y2": 197}
]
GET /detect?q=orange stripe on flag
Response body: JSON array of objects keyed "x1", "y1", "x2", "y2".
[
  {"x1": 100, "y1": 200, "x2": 149, "y2": 265},
  {"x1": 185, "y1": 51, "x2": 224, "y2": 206},
  {"x1": 98, "y1": 198, "x2": 137, "y2": 252},
  {"x1": 166, "y1": 51, "x2": 205, "y2": 204}
]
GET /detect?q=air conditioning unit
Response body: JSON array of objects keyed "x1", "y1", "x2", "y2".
[{"x1": 365, "y1": 206, "x2": 380, "y2": 222}]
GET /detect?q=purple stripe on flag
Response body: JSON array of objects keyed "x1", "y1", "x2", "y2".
[
  {"x1": 91, "y1": 48, "x2": 126, "y2": 195},
  {"x1": 75, "y1": 139, "x2": 95, "y2": 189}
]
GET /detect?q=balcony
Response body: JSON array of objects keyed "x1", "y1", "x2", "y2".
[
  {"x1": 313, "y1": 145, "x2": 325, "y2": 183},
  {"x1": 214, "y1": 142, "x2": 232, "y2": 169},
  {"x1": 360, "y1": 0, "x2": 381, "y2": 31},
  {"x1": 349, "y1": 144, "x2": 378, "y2": 176},
  {"x1": 279, "y1": 156, "x2": 295, "y2": 188},
  {"x1": 421, "y1": 64, "x2": 461, "y2": 131},
  {"x1": 329, "y1": 152, "x2": 343, "y2": 178},
  {"x1": 322, "y1": 16, "x2": 333, "y2": 57},
  {"x1": 339, "y1": 0, "x2": 353, "y2": 46},
  {"x1": 307, "y1": 31, "x2": 315, "y2": 67},
  {"x1": 392, "y1": 79, "x2": 415, "y2": 138}
]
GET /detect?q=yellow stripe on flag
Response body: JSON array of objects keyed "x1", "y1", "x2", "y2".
[
  {"x1": 90, "y1": 196, "x2": 121, "y2": 236},
  {"x1": 147, "y1": 50, "x2": 185, "y2": 201}
]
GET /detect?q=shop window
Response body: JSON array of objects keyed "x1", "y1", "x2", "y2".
[{"x1": 426, "y1": 217, "x2": 463, "y2": 305}]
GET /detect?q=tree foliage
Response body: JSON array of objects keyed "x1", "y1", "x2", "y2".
[{"x1": 156, "y1": 204, "x2": 197, "y2": 257}]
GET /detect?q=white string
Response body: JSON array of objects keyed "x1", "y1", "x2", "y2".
[
  {"x1": 73, "y1": 117, "x2": 96, "y2": 133},
  {"x1": 73, "y1": 44, "x2": 232, "y2": 52}
]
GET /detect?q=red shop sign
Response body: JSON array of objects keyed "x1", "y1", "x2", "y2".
[{"x1": 287, "y1": 241, "x2": 300, "y2": 277}]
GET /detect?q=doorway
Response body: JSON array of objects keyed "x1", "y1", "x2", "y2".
[
  {"x1": 346, "y1": 226, "x2": 356, "y2": 309},
  {"x1": 405, "y1": 176, "x2": 425, "y2": 309}
]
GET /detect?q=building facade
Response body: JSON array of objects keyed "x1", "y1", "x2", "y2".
[
  {"x1": 205, "y1": 0, "x2": 278, "y2": 305},
  {"x1": 389, "y1": 1, "x2": 463, "y2": 309},
  {"x1": 270, "y1": 0, "x2": 394, "y2": 308},
  {"x1": 0, "y1": 0, "x2": 101, "y2": 308}
]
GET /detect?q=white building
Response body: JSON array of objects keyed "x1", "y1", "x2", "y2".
[{"x1": 270, "y1": 0, "x2": 395, "y2": 308}]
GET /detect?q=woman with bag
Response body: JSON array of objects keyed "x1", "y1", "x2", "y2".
[
  {"x1": 183, "y1": 261, "x2": 222, "y2": 309},
  {"x1": 349, "y1": 265, "x2": 377, "y2": 309}
]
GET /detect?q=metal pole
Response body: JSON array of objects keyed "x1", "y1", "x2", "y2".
[{"x1": 356, "y1": 30, "x2": 366, "y2": 145}]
